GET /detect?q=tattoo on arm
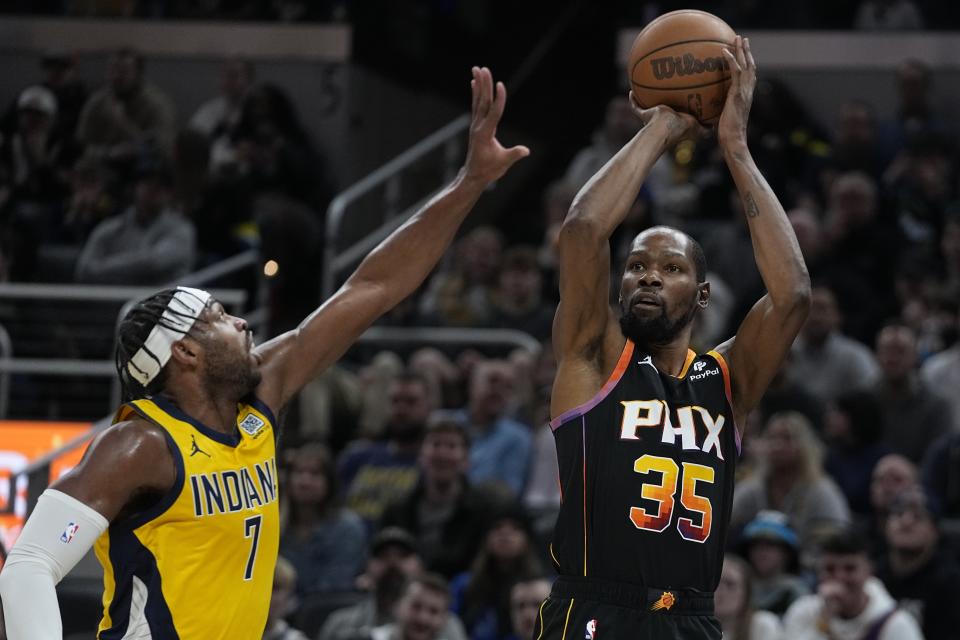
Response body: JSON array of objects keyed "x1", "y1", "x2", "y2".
[{"x1": 744, "y1": 191, "x2": 760, "y2": 218}]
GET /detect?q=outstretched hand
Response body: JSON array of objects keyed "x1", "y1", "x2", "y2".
[
  {"x1": 628, "y1": 91, "x2": 702, "y2": 149},
  {"x1": 463, "y1": 66, "x2": 530, "y2": 184},
  {"x1": 718, "y1": 35, "x2": 757, "y2": 153}
]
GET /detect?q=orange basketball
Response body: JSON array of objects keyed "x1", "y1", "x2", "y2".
[{"x1": 628, "y1": 10, "x2": 736, "y2": 125}]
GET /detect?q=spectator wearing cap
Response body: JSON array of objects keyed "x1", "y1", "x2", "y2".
[
  {"x1": 318, "y1": 528, "x2": 467, "y2": 640},
  {"x1": 75, "y1": 149, "x2": 195, "y2": 284},
  {"x1": 0, "y1": 84, "x2": 80, "y2": 278},
  {"x1": 875, "y1": 486, "x2": 960, "y2": 638},
  {"x1": 379, "y1": 417, "x2": 497, "y2": 579},
  {"x1": 784, "y1": 528, "x2": 923, "y2": 640},
  {"x1": 738, "y1": 511, "x2": 809, "y2": 616},
  {"x1": 486, "y1": 245, "x2": 554, "y2": 342},
  {"x1": 449, "y1": 504, "x2": 544, "y2": 640},
  {"x1": 76, "y1": 47, "x2": 176, "y2": 160}
]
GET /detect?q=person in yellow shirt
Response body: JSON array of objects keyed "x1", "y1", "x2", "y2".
[{"x1": 0, "y1": 66, "x2": 529, "y2": 640}]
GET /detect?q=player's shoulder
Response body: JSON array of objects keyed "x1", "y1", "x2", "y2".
[{"x1": 90, "y1": 416, "x2": 172, "y2": 465}]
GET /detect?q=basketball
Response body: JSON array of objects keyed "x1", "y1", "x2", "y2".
[{"x1": 628, "y1": 10, "x2": 736, "y2": 125}]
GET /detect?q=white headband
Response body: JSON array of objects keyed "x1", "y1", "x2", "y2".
[{"x1": 126, "y1": 286, "x2": 212, "y2": 386}]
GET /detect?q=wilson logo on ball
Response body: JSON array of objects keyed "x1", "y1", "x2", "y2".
[{"x1": 650, "y1": 54, "x2": 730, "y2": 80}]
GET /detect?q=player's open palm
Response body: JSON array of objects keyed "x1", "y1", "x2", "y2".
[
  {"x1": 718, "y1": 35, "x2": 757, "y2": 151},
  {"x1": 463, "y1": 66, "x2": 530, "y2": 184}
]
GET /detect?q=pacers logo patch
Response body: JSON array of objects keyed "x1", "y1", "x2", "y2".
[
  {"x1": 60, "y1": 522, "x2": 80, "y2": 544},
  {"x1": 238, "y1": 413, "x2": 266, "y2": 436},
  {"x1": 584, "y1": 619, "x2": 597, "y2": 640},
  {"x1": 650, "y1": 591, "x2": 676, "y2": 612}
]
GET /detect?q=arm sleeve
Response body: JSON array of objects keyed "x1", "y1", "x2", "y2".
[{"x1": 0, "y1": 490, "x2": 109, "y2": 640}]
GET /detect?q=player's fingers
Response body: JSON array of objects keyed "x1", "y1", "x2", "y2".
[
  {"x1": 744, "y1": 37, "x2": 756, "y2": 72},
  {"x1": 488, "y1": 80, "x2": 507, "y2": 125},
  {"x1": 735, "y1": 35, "x2": 747, "y2": 70},
  {"x1": 506, "y1": 144, "x2": 531, "y2": 163},
  {"x1": 722, "y1": 48, "x2": 742, "y2": 81},
  {"x1": 470, "y1": 67, "x2": 480, "y2": 115},
  {"x1": 480, "y1": 67, "x2": 494, "y2": 118}
]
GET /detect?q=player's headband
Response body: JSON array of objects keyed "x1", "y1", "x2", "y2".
[{"x1": 126, "y1": 286, "x2": 212, "y2": 386}]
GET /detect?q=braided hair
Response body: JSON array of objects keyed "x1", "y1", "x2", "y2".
[{"x1": 115, "y1": 288, "x2": 209, "y2": 401}]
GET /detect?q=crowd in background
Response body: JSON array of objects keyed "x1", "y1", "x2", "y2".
[{"x1": 1, "y1": 14, "x2": 960, "y2": 640}]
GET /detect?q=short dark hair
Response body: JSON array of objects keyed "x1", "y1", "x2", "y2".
[
  {"x1": 406, "y1": 571, "x2": 450, "y2": 600},
  {"x1": 391, "y1": 371, "x2": 431, "y2": 392},
  {"x1": 115, "y1": 289, "x2": 208, "y2": 401},
  {"x1": 424, "y1": 413, "x2": 470, "y2": 448},
  {"x1": 689, "y1": 235, "x2": 707, "y2": 283},
  {"x1": 819, "y1": 527, "x2": 869, "y2": 557}
]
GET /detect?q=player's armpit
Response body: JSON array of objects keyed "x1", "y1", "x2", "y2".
[{"x1": 51, "y1": 418, "x2": 177, "y2": 523}]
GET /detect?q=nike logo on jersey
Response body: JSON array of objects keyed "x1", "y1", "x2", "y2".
[
  {"x1": 637, "y1": 356, "x2": 656, "y2": 371},
  {"x1": 620, "y1": 399, "x2": 726, "y2": 460}
]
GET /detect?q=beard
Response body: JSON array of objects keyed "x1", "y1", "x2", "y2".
[
  {"x1": 203, "y1": 343, "x2": 262, "y2": 400},
  {"x1": 619, "y1": 298, "x2": 698, "y2": 349}
]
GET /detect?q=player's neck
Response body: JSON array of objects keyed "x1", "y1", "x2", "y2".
[
  {"x1": 162, "y1": 384, "x2": 241, "y2": 435},
  {"x1": 644, "y1": 341, "x2": 693, "y2": 377}
]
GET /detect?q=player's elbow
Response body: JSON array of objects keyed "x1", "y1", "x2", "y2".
[
  {"x1": 558, "y1": 213, "x2": 607, "y2": 250},
  {"x1": 776, "y1": 280, "x2": 811, "y2": 323}
]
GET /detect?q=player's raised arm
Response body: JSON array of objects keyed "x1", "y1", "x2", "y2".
[
  {"x1": 714, "y1": 36, "x2": 811, "y2": 428},
  {"x1": 552, "y1": 101, "x2": 698, "y2": 414},
  {"x1": 254, "y1": 67, "x2": 529, "y2": 412}
]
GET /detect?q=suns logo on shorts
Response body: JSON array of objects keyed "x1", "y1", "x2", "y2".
[
  {"x1": 584, "y1": 619, "x2": 597, "y2": 640},
  {"x1": 650, "y1": 591, "x2": 676, "y2": 612},
  {"x1": 238, "y1": 413, "x2": 266, "y2": 437}
]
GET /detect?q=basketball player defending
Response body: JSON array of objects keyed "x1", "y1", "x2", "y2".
[
  {"x1": 539, "y1": 38, "x2": 809, "y2": 639},
  {"x1": 0, "y1": 67, "x2": 528, "y2": 639}
]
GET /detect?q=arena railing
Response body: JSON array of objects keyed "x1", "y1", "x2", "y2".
[{"x1": 322, "y1": 113, "x2": 471, "y2": 298}]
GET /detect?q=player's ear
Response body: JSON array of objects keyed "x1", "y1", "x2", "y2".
[
  {"x1": 698, "y1": 282, "x2": 710, "y2": 308},
  {"x1": 170, "y1": 337, "x2": 200, "y2": 366}
]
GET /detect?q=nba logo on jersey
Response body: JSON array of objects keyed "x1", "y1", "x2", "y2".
[
  {"x1": 585, "y1": 619, "x2": 597, "y2": 640},
  {"x1": 238, "y1": 413, "x2": 266, "y2": 436},
  {"x1": 60, "y1": 522, "x2": 79, "y2": 543}
]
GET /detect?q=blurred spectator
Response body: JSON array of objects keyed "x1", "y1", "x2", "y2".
[
  {"x1": 191, "y1": 58, "x2": 254, "y2": 139},
  {"x1": 453, "y1": 360, "x2": 532, "y2": 497},
  {"x1": 788, "y1": 285, "x2": 881, "y2": 403},
  {"x1": 823, "y1": 391, "x2": 888, "y2": 516},
  {"x1": 450, "y1": 505, "x2": 544, "y2": 640},
  {"x1": 61, "y1": 154, "x2": 118, "y2": 244},
  {"x1": 379, "y1": 418, "x2": 496, "y2": 579},
  {"x1": 879, "y1": 59, "x2": 950, "y2": 160},
  {"x1": 854, "y1": 0, "x2": 924, "y2": 30},
  {"x1": 564, "y1": 96, "x2": 639, "y2": 189},
  {"x1": 757, "y1": 350, "x2": 826, "y2": 433},
  {"x1": 820, "y1": 172, "x2": 901, "y2": 342},
  {"x1": 715, "y1": 554, "x2": 783, "y2": 640},
  {"x1": 783, "y1": 528, "x2": 924, "y2": 639},
  {"x1": 818, "y1": 101, "x2": 885, "y2": 189},
  {"x1": 920, "y1": 305, "x2": 960, "y2": 429},
  {"x1": 420, "y1": 226, "x2": 503, "y2": 327},
  {"x1": 872, "y1": 323, "x2": 952, "y2": 462},
  {"x1": 264, "y1": 556, "x2": 310, "y2": 640},
  {"x1": 921, "y1": 432, "x2": 960, "y2": 517},
  {"x1": 507, "y1": 575, "x2": 552, "y2": 640},
  {"x1": 369, "y1": 573, "x2": 453, "y2": 640},
  {"x1": 737, "y1": 511, "x2": 810, "y2": 616},
  {"x1": 885, "y1": 136, "x2": 954, "y2": 253},
  {"x1": 731, "y1": 412, "x2": 851, "y2": 558},
  {"x1": 0, "y1": 85, "x2": 80, "y2": 279},
  {"x1": 521, "y1": 345, "x2": 562, "y2": 526},
  {"x1": 74, "y1": 152, "x2": 196, "y2": 284},
  {"x1": 788, "y1": 207, "x2": 828, "y2": 279},
  {"x1": 39, "y1": 51, "x2": 88, "y2": 140},
  {"x1": 868, "y1": 454, "x2": 921, "y2": 556},
  {"x1": 875, "y1": 486, "x2": 960, "y2": 639},
  {"x1": 487, "y1": 245, "x2": 553, "y2": 341},
  {"x1": 703, "y1": 215, "x2": 765, "y2": 332},
  {"x1": 224, "y1": 83, "x2": 330, "y2": 208},
  {"x1": 318, "y1": 527, "x2": 467, "y2": 640},
  {"x1": 76, "y1": 47, "x2": 176, "y2": 160},
  {"x1": 931, "y1": 211, "x2": 960, "y2": 303},
  {"x1": 280, "y1": 443, "x2": 367, "y2": 596},
  {"x1": 339, "y1": 372, "x2": 434, "y2": 528}
]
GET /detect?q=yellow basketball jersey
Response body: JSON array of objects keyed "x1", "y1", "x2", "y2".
[{"x1": 94, "y1": 395, "x2": 280, "y2": 639}]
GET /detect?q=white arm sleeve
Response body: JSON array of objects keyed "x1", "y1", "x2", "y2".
[{"x1": 0, "y1": 489, "x2": 109, "y2": 640}]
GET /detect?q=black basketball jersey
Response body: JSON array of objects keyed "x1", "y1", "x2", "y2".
[{"x1": 549, "y1": 340, "x2": 739, "y2": 592}]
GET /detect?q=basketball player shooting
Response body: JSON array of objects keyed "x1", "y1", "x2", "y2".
[
  {"x1": 0, "y1": 67, "x2": 528, "y2": 639},
  {"x1": 538, "y1": 37, "x2": 810, "y2": 639}
]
